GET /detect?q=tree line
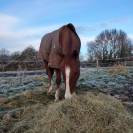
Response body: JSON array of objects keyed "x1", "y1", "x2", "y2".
[
  {"x1": 87, "y1": 29, "x2": 133, "y2": 63},
  {"x1": 0, "y1": 47, "x2": 43, "y2": 71},
  {"x1": 0, "y1": 46, "x2": 38, "y2": 62}
]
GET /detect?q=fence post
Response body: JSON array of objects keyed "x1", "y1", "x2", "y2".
[
  {"x1": 124, "y1": 61, "x2": 127, "y2": 66},
  {"x1": 96, "y1": 59, "x2": 99, "y2": 72},
  {"x1": 17, "y1": 65, "x2": 23, "y2": 84},
  {"x1": 2, "y1": 64, "x2": 5, "y2": 72}
]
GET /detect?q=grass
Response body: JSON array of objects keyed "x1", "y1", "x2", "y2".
[
  {"x1": 1, "y1": 91, "x2": 132, "y2": 133},
  {"x1": 107, "y1": 64, "x2": 128, "y2": 76}
]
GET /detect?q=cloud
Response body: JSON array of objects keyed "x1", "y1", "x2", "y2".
[
  {"x1": 79, "y1": 36, "x2": 95, "y2": 46},
  {"x1": 0, "y1": 13, "x2": 63, "y2": 52},
  {"x1": 110, "y1": 17, "x2": 129, "y2": 24},
  {"x1": 76, "y1": 17, "x2": 130, "y2": 34},
  {"x1": 0, "y1": 12, "x2": 130, "y2": 55},
  {"x1": 0, "y1": 13, "x2": 95, "y2": 53},
  {"x1": 76, "y1": 25, "x2": 97, "y2": 33},
  {"x1": 78, "y1": 35, "x2": 95, "y2": 57},
  {"x1": 129, "y1": 34, "x2": 133, "y2": 43},
  {"x1": 0, "y1": 13, "x2": 19, "y2": 31},
  {"x1": 129, "y1": 34, "x2": 133, "y2": 39}
]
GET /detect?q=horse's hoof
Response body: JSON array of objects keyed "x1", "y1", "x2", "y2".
[
  {"x1": 54, "y1": 99, "x2": 59, "y2": 102},
  {"x1": 65, "y1": 94, "x2": 72, "y2": 99}
]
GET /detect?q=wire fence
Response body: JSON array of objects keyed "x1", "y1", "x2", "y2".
[
  {"x1": 0, "y1": 60, "x2": 44, "y2": 72},
  {"x1": 81, "y1": 56, "x2": 133, "y2": 68},
  {"x1": 0, "y1": 56, "x2": 133, "y2": 72}
]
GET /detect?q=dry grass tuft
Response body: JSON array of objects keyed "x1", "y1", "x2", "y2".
[
  {"x1": 107, "y1": 64, "x2": 128, "y2": 75},
  {"x1": 9, "y1": 92, "x2": 133, "y2": 133},
  {"x1": 2, "y1": 90, "x2": 54, "y2": 108}
]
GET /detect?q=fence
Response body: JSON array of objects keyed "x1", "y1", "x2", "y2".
[
  {"x1": 81, "y1": 56, "x2": 133, "y2": 68},
  {"x1": 0, "y1": 60, "x2": 44, "y2": 72},
  {"x1": 0, "y1": 56, "x2": 133, "y2": 71}
]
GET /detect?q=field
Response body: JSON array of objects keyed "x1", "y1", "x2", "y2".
[{"x1": 0, "y1": 67, "x2": 133, "y2": 132}]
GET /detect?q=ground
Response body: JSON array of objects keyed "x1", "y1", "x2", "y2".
[
  {"x1": 0, "y1": 67, "x2": 133, "y2": 132},
  {"x1": 79, "y1": 67, "x2": 133, "y2": 102}
]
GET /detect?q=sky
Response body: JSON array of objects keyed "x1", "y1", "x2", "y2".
[{"x1": 0, "y1": 0, "x2": 133, "y2": 57}]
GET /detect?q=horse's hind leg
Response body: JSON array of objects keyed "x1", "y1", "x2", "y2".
[
  {"x1": 47, "y1": 67, "x2": 54, "y2": 93},
  {"x1": 44, "y1": 61, "x2": 54, "y2": 93},
  {"x1": 55, "y1": 69, "x2": 61, "y2": 101}
]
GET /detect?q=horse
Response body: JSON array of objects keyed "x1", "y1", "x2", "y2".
[{"x1": 39, "y1": 23, "x2": 81, "y2": 101}]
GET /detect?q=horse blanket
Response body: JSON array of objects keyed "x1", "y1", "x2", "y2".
[{"x1": 39, "y1": 28, "x2": 62, "y2": 68}]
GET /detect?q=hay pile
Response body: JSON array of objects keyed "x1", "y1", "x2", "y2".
[
  {"x1": 0, "y1": 90, "x2": 55, "y2": 133},
  {"x1": 9, "y1": 92, "x2": 133, "y2": 133}
]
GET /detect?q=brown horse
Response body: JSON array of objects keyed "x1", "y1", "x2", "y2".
[{"x1": 39, "y1": 23, "x2": 81, "y2": 101}]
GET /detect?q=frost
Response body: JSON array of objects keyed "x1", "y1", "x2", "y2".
[
  {"x1": 0, "y1": 73, "x2": 48, "y2": 96},
  {"x1": 0, "y1": 68, "x2": 133, "y2": 99},
  {"x1": 78, "y1": 67, "x2": 133, "y2": 97}
]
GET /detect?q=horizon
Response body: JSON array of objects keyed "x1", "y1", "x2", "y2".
[{"x1": 0, "y1": 0, "x2": 133, "y2": 57}]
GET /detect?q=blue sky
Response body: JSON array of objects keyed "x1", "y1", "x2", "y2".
[{"x1": 0, "y1": 0, "x2": 133, "y2": 57}]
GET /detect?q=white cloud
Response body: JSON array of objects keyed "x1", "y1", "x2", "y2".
[
  {"x1": 0, "y1": 13, "x2": 95, "y2": 54},
  {"x1": 79, "y1": 35, "x2": 95, "y2": 46},
  {"x1": 0, "y1": 13, "x2": 19, "y2": 32},
  {"x1": 3, "y1": 12, "x2": 131, "y2": 55},
  {"x1": 76, "y1": 17, "x2": 130, "y2": 34},
  {"x1": 78, "y1": 35, "x2": 95, "y2": 58},
  {"x1": 0, "y1": 13, "x2": 63, "y2": 52},
  {"x1": 129, "y1": 34, "x2": 133, "y2": 41}
]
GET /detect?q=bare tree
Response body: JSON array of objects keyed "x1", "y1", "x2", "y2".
[
  {"x1": 0, "y1": 48, "x2": 10, "y2": 62},
  {"x1": 87, "y1": 29, "x2": 133, "y2": 61},
  {"x1": 87, "y1": 41, "x2": 97, "y2": 61},
  {"x1": 79, "y1": 53, "x2": 84, "y2": 62}
]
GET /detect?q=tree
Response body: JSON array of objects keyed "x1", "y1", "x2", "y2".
[
  {"x1": 11, "y1": 51, "x2": 21, "y2": 60},
  {"x1": 87, "y1": 41, "x2": 97, "y2": 61},
  {"x1": 20, "y1": 46, "x2": 37, "y2": 61},
  {"x1": 87, "y1": 29, "x2": 133, "y2": 61},
  {"x1": 79, "y1": 53, "x2": 84, "y2": 61},
  {"x1": 0, "y1": 48, "x2": 10, "y2": 62}
]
